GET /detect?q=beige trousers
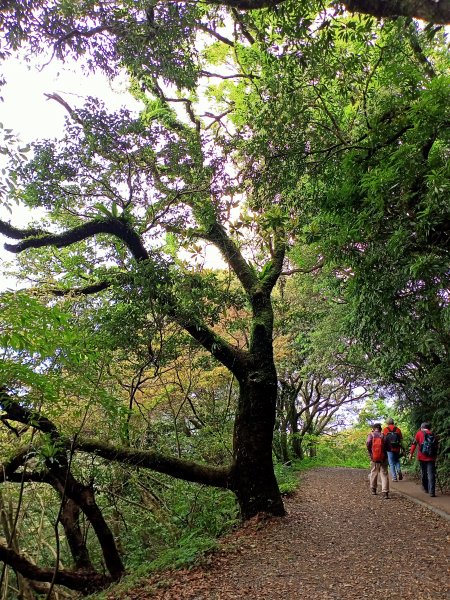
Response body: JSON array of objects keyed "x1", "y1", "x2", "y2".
[{"x1": 369, "y1": 461, "x2": 389, "y2": 493}]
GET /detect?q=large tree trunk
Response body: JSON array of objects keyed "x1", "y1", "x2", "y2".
[
  {"x1": 232, "y1": 376, "x2": 285, "y2": 519},
  {"x1": 230, "y1": 310, "x2": 285, "y2": 519}
]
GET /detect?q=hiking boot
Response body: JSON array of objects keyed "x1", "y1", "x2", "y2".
[
  {"x1": 392, "y1": 478, "x2": 397, "y2": 482},
  {"x1": 382, "y1": 492, "x2": 389, "y2": 500},
  {"x1": 371, "y1": 488, "x2": 377, "y2": 495},
  {"x1": 398, "y1": 472, "x2": 403, "y2": 480}
]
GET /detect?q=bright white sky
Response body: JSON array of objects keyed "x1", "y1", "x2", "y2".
[
  {"x1": 0, "y1": 58, "x2": 224, "y2": 290},
  {"x1": 0, "y1": 58, "x2": 141, "y2": 290},
  {"x1": 1, "y1": 58, "x2": 137, "y2": 141}
]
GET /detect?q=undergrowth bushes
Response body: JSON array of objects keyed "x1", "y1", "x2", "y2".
[{"x1": 89, "y1": 426, "x2": 449, "y2": 599}]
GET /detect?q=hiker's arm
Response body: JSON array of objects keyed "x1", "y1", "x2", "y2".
[
  {"x1": 366, "y1": 435, "x2": 372, "y2": 459},
  {"x1": 409, "y1": 436, "x2": 418, "y2": 460}
]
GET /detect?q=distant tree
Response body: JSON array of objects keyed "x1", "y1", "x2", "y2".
[{"x1": 273, "y1": 270, "x2": 371, "y2": 461}]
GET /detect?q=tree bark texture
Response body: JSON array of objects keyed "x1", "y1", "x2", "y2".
[
  {"x1": 209, "y1": 0, "x2": 450, "y2": 24},
  {"x1": 0, "y1": 544, "x2": 110, "y2": 594},
  {"x1": 229, "y1": 293, "x2": 285, "y2": 519},
  {"x1": 288, "y1": 399, "x2": 303, "y2": 459},
  {"x1": 49, "y1": 470, "x2": 124, "y2": 581},
  {"x1": 231, "y1": 374, "x2": 285, "y2": 519},
  {"x1": 58, "y1": 498, "x2": 93, "y2": 571},
  {"x1": 343, "y1": 0, "x2": 450, "y2": 24}
]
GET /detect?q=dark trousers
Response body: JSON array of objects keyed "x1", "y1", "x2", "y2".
[{"x1": 419, "y1": 460, "x2": 436, "y2": 496}]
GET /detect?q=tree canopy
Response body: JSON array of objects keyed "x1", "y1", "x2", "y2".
[{"x1": 0, "y1": 0, "x2": 449, "y2": 594}]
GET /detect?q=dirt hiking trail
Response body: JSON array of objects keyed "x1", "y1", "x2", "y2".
[{"x1": 107, "y1": 467, "x2": 450, "y2": 600}]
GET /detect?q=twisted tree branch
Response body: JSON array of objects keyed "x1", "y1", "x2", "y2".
[
  {"x1": 1, "y1": 217, "x2": 149, "y2": 262},
  {"x1": 0, "y1": 544, "x2": 110, "y2": 593}
]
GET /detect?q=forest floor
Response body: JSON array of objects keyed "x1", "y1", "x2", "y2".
[{"x1": 106, "y1": 468, "x2": 450, "y2": 600}]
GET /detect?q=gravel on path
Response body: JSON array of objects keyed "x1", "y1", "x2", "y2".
[{"x1": 108, "y1": 467, "x2": 450, "y2": 600}]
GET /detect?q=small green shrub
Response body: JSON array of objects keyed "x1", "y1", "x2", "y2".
[
  {"x1": 274, "y1": 429, "x2": 373, "y2": 475},
  {"x1": 274, "y1": 461, "x2": 299, "y2": 495},
  {"x1": 149, "y1": 531, "x2": 218, "y2": 570}
]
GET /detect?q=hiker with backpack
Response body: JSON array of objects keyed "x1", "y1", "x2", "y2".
[
  {"x1": 409, "y1": 422, "x2": 439, "y2": 498},
  {"x1": 383, "y1": 418, "x2": 404, "y2": 482},
  {"x1": 367, "y1": 423, "x2": 390, "y2": 499}
]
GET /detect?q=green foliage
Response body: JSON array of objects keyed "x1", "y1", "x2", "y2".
[
  {"x1": 86, "y1": 471, "x2": 238, "y2": 596},
  {"x1": 2, "y1": 2, "x2": 450, "y2": 595},
  {"x1": 147, "y1": 532, "x2": 218, "y2": 571},
  {"x1": 273, "y1": 461, "x2": 299, "y2": 495},
  {"x1": 238, "y1": 15, "x2": 450, "y2": 477},
  {"x1": 311, "y1": 431, "x2": 372, "y2": 469},
  {"x1": 0, "y1": 291, "x2": 102, "y2": 405},
  {"x1": 355, "y1": 397, "x2": 391, "y2": 428},
  {"x1": 279, "y1": 431, "x2": 370, "y2": 470},
  {"x1": 0, "y1": 122, "x2": 29, "y2": 204}
]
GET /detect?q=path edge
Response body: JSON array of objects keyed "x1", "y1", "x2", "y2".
[{"x1": 391, "y1": 490, "x2": 450, "y2": 522}]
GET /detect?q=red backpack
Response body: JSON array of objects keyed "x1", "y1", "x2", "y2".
[{"x1": 371, "y1": 433, "x2": 385, "y2": 462}]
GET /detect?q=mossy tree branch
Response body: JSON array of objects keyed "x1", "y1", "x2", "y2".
[
  {"x1": 0, "y1": 390, "x2": 231, "y2": 490},
  {"x1": 0, "y1": 544, "x2": 110, "y2": 594},
  {"x1": 201, "y1": 223, "x2": 259, "y2": 295},
  {"x1": 71, "y1": 438, "x2": 231, "y2": 488},
  {"x1": 1, "y1": 217, "x2": 149, "y2": 262},
  {"x1": 261, "y1": 234, "x2": 286, "y2": 295},
  {"x1": 342, "y1": 0, "x2": 450, "y2": 24}
]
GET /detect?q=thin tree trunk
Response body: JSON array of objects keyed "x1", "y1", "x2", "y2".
[
  {"x1": 58, "y1": 498, "x2": 93, "y2": 571},
  {"x1": 275, "y1": 394, "x2": 290, "y2": 463},
  {"x1": 0, "y1": 491, "x2": 35, "y2": 600},
  {"x1": 50, "y1": 471, "x2": 124, "y2": 581},
  {"x1": 279, "y1": 428, "x2": 289, "y2": 464},
  {"x1": 288, "y1": 399, "x2": 303, "y2": 458}
]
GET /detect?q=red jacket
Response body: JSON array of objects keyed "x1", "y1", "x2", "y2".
[
  {"x1": 410, "y1": 429, "x2": 437, "y2": 462},
  {"x1": 382, "y1": 425, "x2": 403, "y2": 453}
]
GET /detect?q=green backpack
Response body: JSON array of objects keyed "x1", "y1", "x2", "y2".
[{"x1": 421, "y1": 432, "x2": 438, "y2": 457}]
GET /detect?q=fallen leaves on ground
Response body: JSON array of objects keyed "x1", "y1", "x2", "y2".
[{"x1": 107, "y1": 468, "x2": 450, "y2": 600}]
